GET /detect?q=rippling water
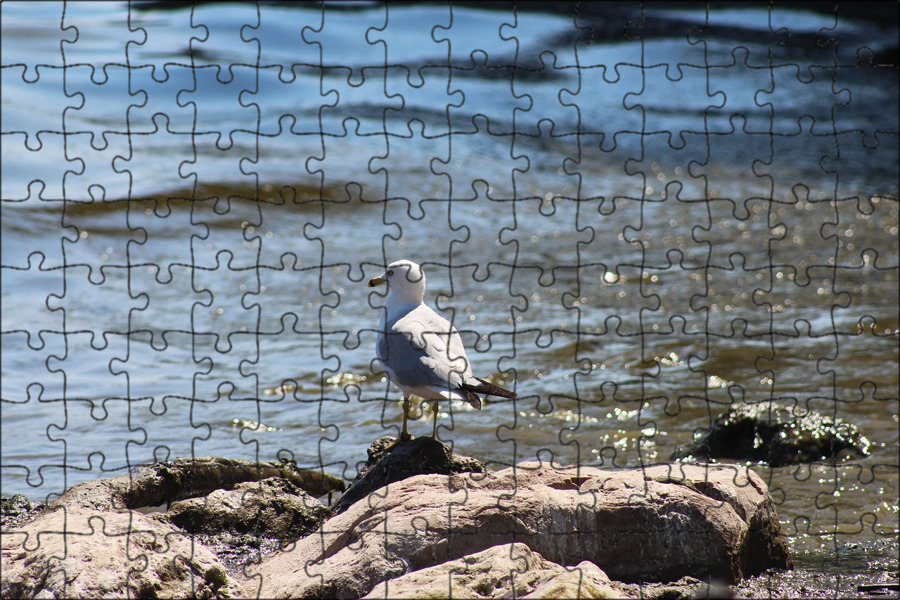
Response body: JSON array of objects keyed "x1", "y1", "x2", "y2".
[{"x1": 2, "y1": 1, "x2": 898, "y2": 592}]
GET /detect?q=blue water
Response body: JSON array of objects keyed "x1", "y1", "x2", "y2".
[{"x1": 1, "y1": 2, "x2": 898, "y2": 586}]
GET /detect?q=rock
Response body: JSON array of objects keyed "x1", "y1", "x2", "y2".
[
  {"x1": 1, "y1": 494, "x2": 45, "y2": 532},
  {"x1": 120, "y1": 456, "x2": 345, "y2": 508},
  {"x1": 167, "y1": 477, "x2": 329, "y2": 537},
  {"x1": 672, "y1": 403, "x2": 872, "y2": 467},
  {"x1": 1, "y1": 506, "x2": 241, "y2": 599},
  {"x1": 523, "y1": 560, "x2": 625, "y2": 599},
  {"x1": 330, "y1": 435, "x2": 487, "y2": 514},
  {"x1": 34, "y1": 456, "x2": 343, "y2": 515},
  {"x1": 361, "y1": 542, "x2": 630, "y2": 599},
  {"x1": 166, "y1": 477, "x2": 331, "y2": 571},
  {"x1": 247, "y1": 462, "x2": 792, "y2": 598},
  {"x1": 619, "y1": 576, "x2": 724, "y2": 599},
  {"x1": 1, "y1": 456, "x2": 345, "y2": 598}
]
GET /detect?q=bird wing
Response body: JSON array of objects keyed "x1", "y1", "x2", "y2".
[
  {"x1": 377, "y1": 303, "x2": 512, "y2": 408},
  {"x1": 381, "y1": 305, "x2": 471, "y2": 393}
]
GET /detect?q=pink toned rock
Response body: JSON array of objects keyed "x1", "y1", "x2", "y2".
[
  {"x1": 361, "y1": 542, "x2": 628, "y2": 599},
  {"x1": 246, "y1": 462, "x2": 791, "y2": 598},
  {"x1": 1, "y1": 456, "x2": 340, "y2": 599},
  {"x1": 2, "y1": 507, "x2": 240, "y2": 599}
]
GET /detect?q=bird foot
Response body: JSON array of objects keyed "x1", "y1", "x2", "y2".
[{"x1": 385, "y1": 432, "x2": 413, "y2": 451}]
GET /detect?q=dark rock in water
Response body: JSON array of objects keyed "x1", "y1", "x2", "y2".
[
  {"x1": 672, "y1": 403, "x2": 872, "y2": 467},
  {"x1": 165, "y1": 477, "x2": 331, "y2": 571},
  {"x1": 330, "y1": 435, "x2": 487, "y2": 514},
  {"x1": 1, "y1": 494, "x2": 45, "y2": 532}
]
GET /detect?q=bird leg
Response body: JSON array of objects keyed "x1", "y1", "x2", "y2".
[
  {"x1": 431, "y1": 401, "x2": 439, "y2": 439},
  {"x1": 400, "y1": 395, "x2": 412, "y2": 441}
]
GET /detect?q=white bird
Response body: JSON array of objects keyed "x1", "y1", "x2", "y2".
[{"x1": 367, "y1": 259, "x2": 517, "y2": 440}]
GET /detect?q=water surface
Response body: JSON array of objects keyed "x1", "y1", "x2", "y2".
[{"x1": 2, "y1": 1, "x2": 897, "y2": 594}]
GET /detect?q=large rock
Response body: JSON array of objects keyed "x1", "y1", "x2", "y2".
[
  {"x1": 1, "y1": 457, "x2": 344, "y2": 599},
  {"x1": 2, "y1": 506, "x2": 240, "y2": 599},
  {"x1": 361, "y1": 542, "x2": 629, "y2": 599},
  {"x1": 247, "y1": 462, "x2": 792, "y2": 598},
  {"x1": 672, "y1": 402, "x2": 872, "y2": 466}
]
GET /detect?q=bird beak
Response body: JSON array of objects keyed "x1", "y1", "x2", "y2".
[{"x1": 367, "y1": 275, "x2": 386, "y2": 288}]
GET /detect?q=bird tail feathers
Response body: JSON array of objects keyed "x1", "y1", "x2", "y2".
[
  {"x1": 459, "y1": 378, "x2": 517, "y2": 408},
  {"x1": 461, "y1": 389, "x2": 482, "y2": 411}
]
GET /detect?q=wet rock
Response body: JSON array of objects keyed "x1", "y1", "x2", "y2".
[
  {"x1": 619, "y1": 576, "x2": 707, "y2": 599},
  {"x1": 166, "y1": 477, "x2": 331, "y2": 571},
  {"x1": 1, "y1": 494, "x2": 45, "y2": 532},
  {"x1": 330, "y1": 435, "x2": 487, "y2": 514},
  {"x1": 618, "y1": 576, "x2": 737, "y2": 599},
  {"x1": 248, "y1": 461, "x2": 792, "y2": 598},
  {"x1": 672, "y1": 403, "x2": 872, "y2": 467},
  {"x1": 167, "y1": 477, "x2": 329, "y2": 536},
  {"x1": 361, "y1": 542, "x2": 631, "y2": 599}
]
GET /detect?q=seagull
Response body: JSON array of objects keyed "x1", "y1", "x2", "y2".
[{"x1": 367, "y1": 259, "x2": 517, "y2": 440}]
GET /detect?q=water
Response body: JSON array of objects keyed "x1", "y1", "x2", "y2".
[{"x1": 2, "y1": 1, "x2": 898, "y2": 593}]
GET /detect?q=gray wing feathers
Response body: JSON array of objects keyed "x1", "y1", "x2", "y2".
[
  {"x1": 382, "y1": 331, "x2": 458, "y2": 390},
  {"x1": 381, "y1": 306, "x2": 471, "y2": 391},
  {"x1": 377, "y1": 303, "x2": 513, "y2": 409}
]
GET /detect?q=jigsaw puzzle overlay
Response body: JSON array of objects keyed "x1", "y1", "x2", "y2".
[{"x1": 1, "y1": 1, "x2": 898, "y2": 598}]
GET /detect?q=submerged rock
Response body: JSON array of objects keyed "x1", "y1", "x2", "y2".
[
  {"x1": 249, "y1": 461, "x2": 792, "y2": 598},
  {"x1": 672, "y1": 402, "x2": 872, "y2": 467}
]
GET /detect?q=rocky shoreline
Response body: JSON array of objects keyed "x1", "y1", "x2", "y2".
[{"x1": 2, "y1": 437, "x2": 796, "y2": 599}]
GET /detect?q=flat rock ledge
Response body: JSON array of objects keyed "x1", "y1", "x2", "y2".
[{"x1": 2, "y1": 449, "x2": 792, "y2": 599}]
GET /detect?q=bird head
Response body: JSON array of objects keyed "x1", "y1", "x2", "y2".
[{"x1": 367, "y1": 259, "x2": 426, "y2": 304}]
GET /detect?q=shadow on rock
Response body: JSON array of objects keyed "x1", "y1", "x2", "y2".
[{"x1": 166, "y1": 476, "x2": 333, "y2": 571}]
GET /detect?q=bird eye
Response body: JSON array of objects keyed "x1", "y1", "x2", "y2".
[{"x1": 387, "y1": 269, "x2": 394, "y2": 276}]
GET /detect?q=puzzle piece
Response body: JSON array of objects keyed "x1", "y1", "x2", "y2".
[{"x1": 2, "y1": 2, "x2": 897, "y2": 599}]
